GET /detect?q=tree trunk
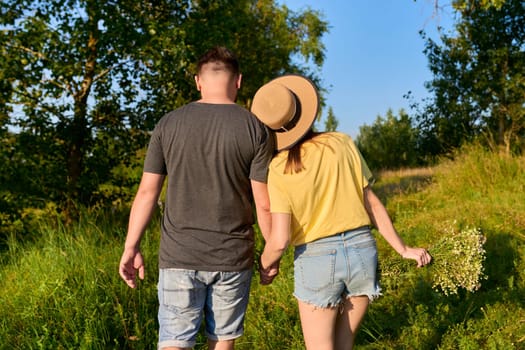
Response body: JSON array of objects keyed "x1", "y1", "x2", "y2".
[{"x1": 65, "y1": 30, "x2": 98, "y2": 218}]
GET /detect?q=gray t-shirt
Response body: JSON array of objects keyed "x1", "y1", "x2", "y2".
[{"x1": 144, "y1": 102, "x2": 275, "y2": 271}]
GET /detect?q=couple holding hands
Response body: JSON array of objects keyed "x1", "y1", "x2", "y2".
[{"x1": 119, "y1": 46, "x2": 431, "y2": 350}]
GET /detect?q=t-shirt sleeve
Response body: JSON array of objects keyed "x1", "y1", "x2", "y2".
[
  {"x1": 358, "y1": 150, "x2": 374, "y2": 186},
  {"x1": 268, "y1": 168, "x2": 292, "y2": 214},
  {"x1": 249, "y1": 124, "x2": 276, "y2": 183},
  {"x1": 345, "y1": 134, "x2": 374, "y2": 186},
  {"x1": 143, "y1": 124, "x2": 167, "y2": 175}
]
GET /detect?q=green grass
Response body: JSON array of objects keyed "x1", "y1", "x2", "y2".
[
  {"x1": 1, "y1": 143, "x2": 524, "y2": 349},
  {"x1": 0, "y1": 213, "x2": 160, "y2": 349}
]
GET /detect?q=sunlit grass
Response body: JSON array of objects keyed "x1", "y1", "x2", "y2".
[
  {"x1": 1, "y1": 143, "x2": 524, "y2": 349},
  {"x1": 0, "y1": 213, "x2": 160, "y2": 349}
]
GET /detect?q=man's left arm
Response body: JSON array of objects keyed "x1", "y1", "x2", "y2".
[{"x1": 251, "y1": 179, "x2": 271, "y2": 241}]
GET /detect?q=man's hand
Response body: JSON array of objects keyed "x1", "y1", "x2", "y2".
[
  {"x1": 119, "y1": 248, "x2": 145, "y2": 288},
  {"x1": 259, "y1": 258, "x2": 280, "y2": 285}
]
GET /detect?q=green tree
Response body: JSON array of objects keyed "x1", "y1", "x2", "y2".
[
  {"x1": 419, "y1": 0, "x2": 507, "y2": 11},
  {"x1": 0, "y1": 0, "x2": 327, "y2": 220},
  {"x1": 324, "y1": 106, "x2": 339, "y2": 131},
  {"x1": 356, "y1": 109, "x2": 420, "y2": 170},
  {"x1": 1, "y1": 0, "x2": 189, "y2": 215},
  {"x1": 451, "y1": 0, "x2": 506, "y2": 10},
  {"x1": 419, "y1": 0, "x2": 525, "y2": 154}
]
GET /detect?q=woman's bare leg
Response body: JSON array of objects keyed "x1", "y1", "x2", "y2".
[
  {"x1": 297, "y1": 299, "x2": 339, "y2": 350},
  {"x1": 334, "y1": 296, "x2": 369, "y2": 350}
]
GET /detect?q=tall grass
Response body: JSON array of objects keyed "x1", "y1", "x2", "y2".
[
  {"x1": 1, "y1": 143, "x2": 524, "y2": 349},
  {"x1": 360, "y1": 144, "x2": 525, "y2": 349},
  {"x1": 0, "y1": 212, "x2": 160, "y2": 349}
]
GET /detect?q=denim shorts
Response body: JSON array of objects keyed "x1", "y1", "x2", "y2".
[
  {"x1": 157, "y1": 268, "x2": 252, "y2": 349},
  {"x1": 293, "y1": 226, "x2": 381, "y2": 308}
]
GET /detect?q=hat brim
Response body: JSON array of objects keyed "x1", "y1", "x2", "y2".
[{"x1": 261, "y1": 75, "x2": 319, "y2": 151}]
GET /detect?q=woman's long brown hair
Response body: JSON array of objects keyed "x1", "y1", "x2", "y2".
[{"x1": 284, "y1": 129, "x2": 324, "y2": 174}]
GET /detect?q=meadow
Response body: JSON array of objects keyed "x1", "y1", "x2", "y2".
[{"x1": 1, "y1": 144, "x2": 524, "y2": 349}]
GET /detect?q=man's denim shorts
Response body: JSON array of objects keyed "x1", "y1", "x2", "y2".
[
  {"x1": 157, "y1": 268, "x2": 252, "y2": 349},
  {"x1": 293, "y1": 226, "x2": 381, "y2": 308}
]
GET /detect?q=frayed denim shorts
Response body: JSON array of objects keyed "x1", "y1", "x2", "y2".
[
  {"x1": 157, "y1": 268, "x2": 252, "y2": 349},
  {"x1": 293, "y1": 226, "x2": 381, "y2": 308}
]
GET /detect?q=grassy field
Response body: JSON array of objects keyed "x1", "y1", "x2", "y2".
[{"x1": 1, "y1": 144, "x2": 524, "y2": 349}]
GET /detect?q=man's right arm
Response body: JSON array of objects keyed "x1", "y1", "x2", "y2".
[{"x1": 119, "y1": 172, "x2": 165, "y2": 288}]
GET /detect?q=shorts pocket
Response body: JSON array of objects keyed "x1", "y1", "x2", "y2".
[
  {"x1": 295, "y1": 249, "x2": 336, "y2": 292},
  {"x1": 160, "y1": 269, "x2": 196, "y2": 309}
]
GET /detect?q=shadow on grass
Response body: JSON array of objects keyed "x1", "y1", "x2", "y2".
[{"x1": 373, "y1": 173, "x2": 434, "y2": 203}]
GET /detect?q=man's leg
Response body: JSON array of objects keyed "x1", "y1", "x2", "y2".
[
  {"x1": 207, "y1": 339, "x2": 235, "y2": 350},
  {"x1": 204, "y1": 269, "x2": 253, "y2": 349},
  {"x1": 157, "y1": 269, "x2": 206, "y2": 349}
]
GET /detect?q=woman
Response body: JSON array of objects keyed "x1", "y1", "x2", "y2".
[{"x1": 250, "y1": 75, "x2": 432, "y2": 350}]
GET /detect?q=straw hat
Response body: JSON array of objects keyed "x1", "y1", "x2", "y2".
[{"x1": 251, "y1": 74, "x2": 319, "y2": 151}]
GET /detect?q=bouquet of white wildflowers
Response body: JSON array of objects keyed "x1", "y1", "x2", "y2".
[
  {"x1": 427, "y1": 226, "x2": 487, "y2": 296},
  {"x1": 379, "y1": 224, "x2": 487, "y2": 296}
]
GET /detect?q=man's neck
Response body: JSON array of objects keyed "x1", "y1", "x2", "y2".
[{"x1": 197, "y1": 96, "x2": 236, "y2": 104}]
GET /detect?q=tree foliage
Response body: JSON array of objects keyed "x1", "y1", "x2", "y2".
[
  {"x1": 323, "y1": 106, "x2": 339, "y2": 132},
  {"x1": 356, "y1": 109, "x2": 420, "y2": 170},
  {"x1": 0, "y1": 0, "x2": 327, "y2": 226},
  {"x1": 419, "y1": 0, "x2": 525, "y2": 154},
  {"x1": 451, "y1": 0, "x2": 507, "y2": 10},
  {"x1": 421, "y1": 0, "x2": 507, "y2": 12}
]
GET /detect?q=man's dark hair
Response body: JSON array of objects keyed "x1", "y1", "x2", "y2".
[{"x1": 196, "y1": 46, "x2": 240, "y2": 75}]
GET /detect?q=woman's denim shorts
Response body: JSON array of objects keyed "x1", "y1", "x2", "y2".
[{"x1": 293, "y1": 226, "x2": 381, "y2": 308}]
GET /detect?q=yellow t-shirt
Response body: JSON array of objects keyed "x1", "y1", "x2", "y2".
[{"x1": 268, "y1": 132, "x2": 374, "y2": 246}]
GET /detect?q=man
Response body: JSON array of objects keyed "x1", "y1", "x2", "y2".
[{"x1": 119, "y1": 46, "x2": 274, "y2": 350}]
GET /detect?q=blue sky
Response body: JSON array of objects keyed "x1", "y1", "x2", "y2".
[{"x1": 279, "y1": 0, "x2": 456, "y2": 137}]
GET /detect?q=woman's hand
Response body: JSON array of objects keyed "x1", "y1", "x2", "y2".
[
  {"x1": 401, "y1": 247, "x2": 432, "y2": 267},
  {"x1": 259, "y1": 257, "x2": 280, "y2": 285}
]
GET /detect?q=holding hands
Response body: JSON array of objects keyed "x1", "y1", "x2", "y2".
[{"x1": 258, "y1": 256, "x2": 280, "y2": 285}]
